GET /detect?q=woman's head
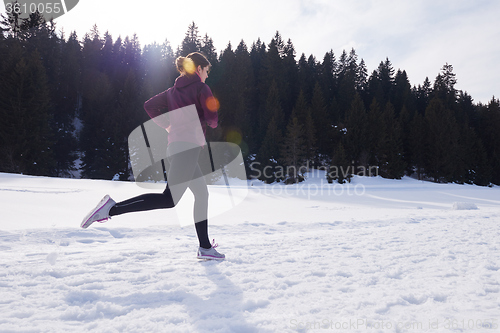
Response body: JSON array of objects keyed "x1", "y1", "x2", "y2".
[{"x1": 176, "y1": 52, "x2": 211, "y2": 82}]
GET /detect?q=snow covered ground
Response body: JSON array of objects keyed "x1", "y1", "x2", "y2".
[{"x1": 1, "y1": 172, "x2": 499, "y2": 332}]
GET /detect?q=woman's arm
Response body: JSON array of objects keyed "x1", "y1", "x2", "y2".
[
  {"x1": 199, "y1": 85, "x2": 218, "y2": 128},
  {"x1": 144, "y1": 90, "x2": 170, "y2": 129}
]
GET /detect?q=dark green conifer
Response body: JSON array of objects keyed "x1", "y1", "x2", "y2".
[
  {"x1": 344, "y1": 93, "x2": 368, "y2": 166},
  {"x1": 423, "y1": 97, "x2": 459, "y2": 182},
  {"x1": 280, "y1": 112, "x2": 306, "y2": 184},
  {"x1": 0, "y1": 47, "x2": 55, "y2": 175}
]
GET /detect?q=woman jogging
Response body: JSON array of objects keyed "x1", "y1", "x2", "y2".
[{"x1": 80, "y1": 52, "x2": 224, "y2": 260}]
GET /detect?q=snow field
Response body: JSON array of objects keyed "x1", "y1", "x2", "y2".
[{"x1": 0, "y1": 172, "x2": 499, "y2": 332}]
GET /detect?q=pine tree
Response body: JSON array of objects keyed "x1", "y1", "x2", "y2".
[
  {"x1": 329, "y1": 142, "x2": 350, "y2": 183},
  {"x1": 51, "y1": 30, "x2": 81, "y2": 176},
  {"x1": 23, "y1": 15, "x2": 79, "y2": 174},
  {"x1": 0, "y1": 46, "x2": 55, "y2": 175},
  {"x1": 318, "y1": 50, "x2": 336, "y2": 107},
  {"x1": 289, "y1": 90, "x2": 315, "y2": 163},
  {"x1": 0, "y1": 14, "x2": 10, "y2": 39},
  {"x1": 0, "y1": 5, "x2": 21, "y2": 38},
  {"x1": 478, "y1": 97, "x2": 500, "y2": 185},
  {"x1": 214, "y1": 42, "x2": 235, "y2": 130},
  {"x1": 122, "y1": 34, "x2": 141, "y2": 74},
  {"x1": 255, "y1": 38, "x2": 286, "y2": 147},
  {"x1": 257, "y1": 80, "x2": 283, "y2": 140},
  {"x1": 357, "y1": 58, "x2": 368, "y2": 92},
  {"x1": 398, "y1": 105, "x2": 413, "y2": 175},
  {"x1": 457, "y1": 122, "x2": 490, "y2": 185},
  {"x1": 433, "y1": 63, "x2": 457, "y2": 109},
  {"x1": 100, "y1": 31, "x2": 114, "y2": 73},
  {"x1": 347, "y1": 48, "x2": 359, "y2": 87},
  {"x1": 292, "y1": 90, "x2": 308, "y2": 126},
  {"x1": 213, "y1": 40, "x2": 254, "y2": 152},
  {"x1": 366, "y1": 98, "x2": 383, "y2": 165},
  {"x1": 23, "y1": 15, "x2": 79, "y2": 176},
  {"x1": 81, "y1": 26, "x2": 103, "y2": 93},
  {"x1": 200, "y1": 33, "x2": 217, "y2": 65},
  {"x1": 181, "y1": 22, "x2": 201, "y2": 55},
  {"x1": 336, "y1": 50, "x2": 357, "y2": 118},
  {"x1": 336, "y1": 49, "x2": 347, "y2": 74},
  {"x1": 415, "y1": 77, "x2": 432, "y2": 115},
  {"x1": 280, "y1": 112, "x2": 306, "y2": 184},
  {"x1": 344, "y1": 93, "x2": 368, "y2": 166},
  {"x1": 423, "y1": 97, "x2": 459, "y2": 182},
  {"x1": 409, "y1": 112, "x2": 426, "y2": 180},
  {"x1": 143, "y1": 42, "x2": 168, "y2": 95},
  {"x1": 233, "y1": 40, "x2": 253, "y2": 149},
  {"x1": 310, "y1": 82, "x2": 331, "y2": 160},
  {"x1": 393, "y1": 70, "x2": 412, "y2": 115},
  {"x1": 79, "y1": 71, "x2": 116, "y2": 179},
  {"x1": 306, "y1": 55, "x2": 318, "y2": 100},
  {"x1": 368, "y1": 58, "x2": 395, "y2": 107},
  {"x1": 258, "y1": 117, "x2": 283, "y2": 183},
  {"x1": 19, "y1": 10, "x2": 46, "y2": 39},
  {"x1": 79, "y1": 27, "x2": 130, "y2": 180},
  {"x1": 379, "y1": 58, "x2": 395, "y2": 104},
  {"x1": 377, "y1": 102, "x2": 406, "y2": 178},
  {"x1": 262, "y1": 33, "x2": 285, "y2": 95},
  {"x1": 143, "y1": 38, "x2": 177, "y2": 97},
  {"x1": 297, "y1": 53, "x2": 315, "y2": 103},
  {"x1": 281, "y1": 38, "x2": 299, "y2": 118},
  {"x1": 454, "y1": 91, "x2": 474, "y2": 128},
  {"x1": 249, "y1": 39, "x2": 266, "y2": 143},
  {"x1": 304, "y1": 109, "x2": 317, "y2": 163},
  {"x1": 272, "y1": 31, "x2": 285, "y2": 57}
]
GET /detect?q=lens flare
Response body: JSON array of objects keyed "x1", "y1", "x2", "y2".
[
  {"x1": 205, "y1": 96, "x2": 220, "y2": 112},
  {"x1": 183, "y1": 58, "x2": 196, "y2": 75},
  {"x1": 226, "y1": 129, "x2": 242, "y2": 145}
]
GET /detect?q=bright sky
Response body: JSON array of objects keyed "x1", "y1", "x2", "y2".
[{"x1": 3, "y1": 0, "x2": 499, "y2": 103}]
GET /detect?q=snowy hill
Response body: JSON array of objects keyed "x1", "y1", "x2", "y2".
[{"x1": 1, "y1": 172, "x2": 499, "y2": 332}]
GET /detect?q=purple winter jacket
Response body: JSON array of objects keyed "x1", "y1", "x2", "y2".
[{"x1": 143, "y1": 74, "x2": 218, "y2": 146}]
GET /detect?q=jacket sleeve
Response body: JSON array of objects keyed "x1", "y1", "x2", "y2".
[
  {"x1": 199, "y1": 84, "x2": 218, "y2": 129},
  {"x1": 144, "y1": 90, "x2": 170, "y2": 129}
]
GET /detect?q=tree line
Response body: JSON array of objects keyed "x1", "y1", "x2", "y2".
[{"x1": 1, "y1": 16, "x2": 499, "y2": 185}]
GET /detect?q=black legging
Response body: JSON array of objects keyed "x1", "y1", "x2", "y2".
[{"x1": 109, "y1": 142, "x2": 211, "y2": 248}]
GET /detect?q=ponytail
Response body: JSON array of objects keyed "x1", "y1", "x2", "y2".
[
  {"x1": 175, "y1": 52, "x2": 211, "y2": 75},
  {"x1": 176, "y1": 56, "x2": 196, "y2": 75}
]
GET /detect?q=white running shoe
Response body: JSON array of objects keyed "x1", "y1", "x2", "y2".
[
  {"x1": 81, "y1": 195, "x2": 116, "y2": 229},
  {"x1": 197, "y1": 239, "x2": 225, "y2": 260}
]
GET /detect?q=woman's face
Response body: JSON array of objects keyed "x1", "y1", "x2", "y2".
[{"x1": 197, "y1": 65, "x2": 209, "y2": 83}]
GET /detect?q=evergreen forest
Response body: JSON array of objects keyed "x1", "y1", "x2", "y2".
[{"x1": 1, "y1": 15, "x2": 499, "y2": 186}]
